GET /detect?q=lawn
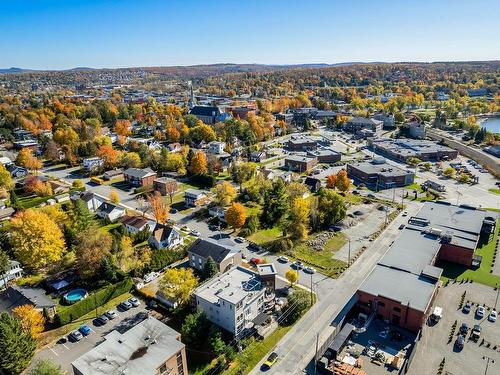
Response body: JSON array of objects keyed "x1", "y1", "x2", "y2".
[
  {"x1": 247, "y1": 227, "x2": 283, "y2": 245},
  {"x1": 171, "y1": 182, "x2": 199, "y2": 205},
  {"x1": 99, "y1": 222, "x2": 122, "y2": 232},
  {"x1": 244, "y1": 203, "x2": 261, "y2": 217},
  {"x1": 39, "y1": 292, "x2": 133, "y2": 347},
  {"x1": 405, "y1": 183, "x2": 424, "y2": 193},
  {"x1": 488, "y1": 188, "x2": 500, "y2": 195},
  {"x1": 291, "y1": 232, "x2": 348, "y2": 271},
  {"x1": 438, "y1": 217, "x2": 500, "y2": 287}
]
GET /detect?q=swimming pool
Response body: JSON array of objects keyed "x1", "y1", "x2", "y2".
[{"x1": 64, "y1": 288, "x2": 88, "y2": 304}]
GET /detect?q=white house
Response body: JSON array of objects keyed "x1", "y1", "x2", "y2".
[
  {"x1": 207, "y1": 141, "x2": 225, "y2": 155},
  {"x1": 194, "y1": 266, "x2": 266, "y2": 336},
  {"x1": 149, "y1": 224, "x2": 183, "y2": 250},
  {"x1": 76, "y1": 192, "x2": 105, "y2": 212},
  {"x1": 96, "y1": 202, "x2": 126, "y2": 221},
  {"x1": 83, "y1": 157, "x2": 104, "y2": 172},
  {"x1": 119, "y1": 215, "x2": 157, "y2": 234},
  {"x1": 0, "y1": 260, "x2": 23, "y2": 289},
  {"x1": 184, "y1": 189, "x2": 208, "y2": 207}
]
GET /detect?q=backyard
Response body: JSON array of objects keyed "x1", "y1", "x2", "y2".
[{"x1": 290, "y1": 232, "x2": 348, "y2": 271}]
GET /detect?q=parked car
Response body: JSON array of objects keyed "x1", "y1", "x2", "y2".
[
  {"x1": 471, "y1": 324, "x2": 482, "y2": 340},
  {"x1": 105, "y1": 310, "x2": 117, "y2": 319},
  {"x1": 462, "y1": 302, "x2": 472, "y2": 314},
  {"x1": 247, "y1": 242, "x2": 263, "y2": 252},
  {"x1": 181, "y1": 225, "x2": 191, "y2": 232},
  {"x1": 304, "y1": 266, "x2": 316, "y2": 274},
  {"x1": 454, "y1": 334, "x2": 465, "y2": 350},
  {"x1": 143, "y1": 272, "x2": 159, "y2": 283},
  {"x1": 367, "y1": 193, "x2": 376, "y2": 199},
  {"x1": 459, "y1": 322, "x2": 469, "y2": 335},
  {"x1": 79, "y1": 325, "x2": 92, "y2": 336},
  {"x1": 97, "y1": 314, "x2": 109, "y2": 325},
  {"x1": 292, "y1": 261, "x2": 303, "y2": 270},
  {"x1": 129, "y1": 297, "x2": 140, "y2": 307},
  {"x1": 120, "y1": 300, "x2": 132, "y2": 310},
  {"x1": 277, "y1": 256, "x2": 289, "y2": 263},
  {"x1": 476, "y1": 306, "x2": 485, "y2": 318},
  {"x1": 234, "y1": 237, "x2": 245, "y2": 243},
  {"x1": 352, "y1": 190, "x2": 359, "y2": 195},
  {"x1": 250, "y1": 258, "x2": 262, "y2": 265},
  {"x1": 70, "y1": 330, "x2": 83, "y2": 341},
  {"x1": 263, "y1": 352, "x2": 279, "y2": 368},
  {"x1": 190, "y1": 230, "x2": 201, "y2": 237},
  {"x1": 169, "y1": 208, "x2": 178, "y2": 214},
  {"x1": 488, "y1": 310, "x2": 497, "y2": 322},
  {"x1": 402, "y1": 211, "x2": 408, "y2": 217},
  {"x1": 398, "y1": 224, "x2": 405, "y2": 230}
]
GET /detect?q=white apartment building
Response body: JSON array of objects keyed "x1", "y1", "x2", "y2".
[{"x1": 194, "y1": 266, "x2": 265, "y2": 337}]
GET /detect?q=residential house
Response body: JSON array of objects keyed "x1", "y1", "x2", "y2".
[
  {"x1": 407, "y1": 121, "x2": 427, "y2": 139},
  {"x1": 75, "y1": 191, "x2": 104, "y2": 212},
  {"x1": 119, "y1": 215, "x2": 156, "y2": 234},
  {"x1": 103, "y1": 169, "x2": 123, "y2": 181},
  {"x1": 188, "y1": 238, "x2": 242, "y2": 274},
  {"x1": 167, "y1": 142, "x2": 182, "y2": 153},
  {"x1": 0, "y1": 261, "x2": 23, "y2": 289},
  {"x1": 304, "y1": 177, "x2": 321, "y2": 192},
  {"x1": 184, "y1": 189, "x2": 209, "y2": 207},
  {"x1": 96, "y1": 202, "x2": 126, "y2": 221},
  {"x1": 124, "y1": 167, "x2": 156, "y2": 187},
  {"x1": 249, "y1": 151, "x2": 267, "y2": 163},
  {"x1": 7, "y1": 165, "x2": 28, "y2": 179},
  {"x1": 207, "y1": 141, "x2": 226, "y2": 155},
  {"x1": 0, "y1": 156, "x2": 12, "y2": 166},
  {"x1": 0, "y1": 285, "x2": 56, "y2": 318},
  {"x1": 194, "y1": 266, "x2": 266, "y2": 336},
  {"x1": 153, "y1": 177, "x2": 178, "y2": 197},
  {"x1": 149, "y1": 224, "x2": 183, "y2": 250},
  {"x1": 208, "y1": 206, "x2": 226, "y2": 223},
  {"x1": 0, "y1": 207, "x2": 15, "y2": 222},
  {"x1": 260, "y1": 168, "x2": 276, "y2": 181},
  {"x1": 285, "y1": 155, "x2": 318, "y2": 173},
  {"x1": 71, "y1": 316, "x2": 187, "y2": 375},
  {"x1": 83, "y1": 157, "x2": 104, "y2": 172}
]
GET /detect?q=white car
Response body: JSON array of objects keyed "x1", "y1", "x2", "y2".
[
  {"x1": 277, "y1": 256, "x2": 289, "y2": 263},
  {"x1": 105, "y1": 310, "x2": 117, "y2": 320},
  {"x1": 234, "y1": 237, "x2": 245, "y2": 243},
  {"x1": 70, "y1": 330, "x2": 83, "y2": 341},
  {"x1": 190, "y1": 230, "x2": 201, "y2": 237},
  {"x1": 143, "y1": 272, "x2": 159, "y2": 283},
  {"x1": 304, "y1": 266, "x2": 316, "y2": 274},
  {"x1": 488, "y1": 310, "x2": 497, "y2": 322},
  {"x1": 181, "y1": 225, "x2": 191, "y2": 232},
  {"x1": 476, "y1": 306, "x2": 485, "y2": 318}
]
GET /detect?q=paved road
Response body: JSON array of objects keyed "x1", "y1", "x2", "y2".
[{"x1": 248, "y1": 201, "x2": 423, "y2": 375}]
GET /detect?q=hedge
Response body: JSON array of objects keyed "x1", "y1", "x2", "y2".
[{"x1": 55, "y1": 278, "x2": 133, "y2": 326}]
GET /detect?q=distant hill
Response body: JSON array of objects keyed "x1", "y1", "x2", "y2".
[{"x1": 0, "y1": 67, "x2": 34, "y2": 74}]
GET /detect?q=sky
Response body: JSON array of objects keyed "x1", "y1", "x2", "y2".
[{"x1": 1, "y1": 0, "x2": 499, "y2": 70}]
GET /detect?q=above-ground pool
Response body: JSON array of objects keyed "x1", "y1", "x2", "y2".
[{"x1": 64, "y1": 289, "x2": 88, "y2": 304}]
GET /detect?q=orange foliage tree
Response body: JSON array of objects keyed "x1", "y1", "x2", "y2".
[
  {"x1": 147, "y1": 191, "x2": 169, "y2": 224},
  {"x1": 189, "y1": 151, "x2": 208, "y2": 175},
  {"x1": 225, "y1": 203, "x2": 246, "y2": 229},
  {"x1": 12, "y1": 304, "x2": 45, "y2": 339}
]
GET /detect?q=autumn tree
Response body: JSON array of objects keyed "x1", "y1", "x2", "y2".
[
  {"x1": 114, "y1": 236, "x2": 151, "y2": 275},
  {"x1": 10, "y1": 210, "x2": 66, "y2": 271},
  {"x1": 147, "y1": 191, "x2": 169, "y2": 224},
  {"x1": 0, "y1": 312, "x2": 36, "y2": 375},
  {"x1": 285, "y1": 269, "x2": 298, "y2": 287},
  {"x1": 231, "y1": 162, "x2": 257, "y2": 191},
  {"x1": 16, "y1": 149, "x2": 42, "y2": 171},
  {"x1": 287, "y1": 197, "x2": 310, "y2": 240},
  {"x1": 318, "y1": 189, "x2": 347, "y2": 228},
  {"x1": 114, "y1": 119, "x2": 131, "y2": 137},
  {"x1": 75, "y1": 229, "x2": 112, "y2": 278},
  {"x1": 0, "y1": 164, "x2": 14, "y2": 191},
  {"x1": 326, "y1": 173, "x2": 337, "y2": 189},
  {"x1": 286, "y1": 181, "x2": 308, "y2": 201},
  {"x1": 97, "y1": 144, "x2": 121, "y2": 168},
  {"x1": 189, "y1": 151, "x2": 208, "y2": 175},
  {"x1": 12, "y1": 305, "x2": 45, "y2": 339},
  {"x1": 163, "y1": 179, "x2": 178, "y2": 204},
  {"x1": 225, "y1": 203, "x2": 246, "y2": 229},
  {"x1": 442, "y1": 167, "x2": 456, "y2": 178},
  {"x1": 261, "y1": 179, "x2": 288, "y2": 228},
  {"x1": 213, "y1": 181, "x2": 237, "y2": 206},
  {"x1": 109, "y1": 190, "x2": 120, "y2": 204},
  {"x1": 334, "y1": 170, "x2": 351, "y2": 192},
  {"x1": 158, "y1": 268, "x2": 198, "y2": 306}
]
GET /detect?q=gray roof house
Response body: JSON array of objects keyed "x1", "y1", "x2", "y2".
[
  {"x1": 0, "y1": 285, "x2": 56, "y2": 317},
  {"x1": 188, "y1": 238, "x2": 242, "y2": 274}
]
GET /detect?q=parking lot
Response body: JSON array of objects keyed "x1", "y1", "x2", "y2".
[
  {"x1": 409, "y1": 283, "x2": 500, "y2": 375},
  {"x1": 32, "y1": 300, "x2": 149, "y2": 373}
]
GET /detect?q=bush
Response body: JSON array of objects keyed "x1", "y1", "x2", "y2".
[
  {"x1": 55, "y1": 278, "x2": 133, "y2": 326},
  {"x1": 150, "y1": 247, "x2": 187, "y2": 271}
]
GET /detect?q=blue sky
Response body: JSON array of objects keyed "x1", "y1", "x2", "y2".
[{"x1": 1, "y1": 0, "x2": 499, "y2": 69}]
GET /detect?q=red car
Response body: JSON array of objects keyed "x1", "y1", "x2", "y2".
[{"x1": 250, "y1": 258, "x2": 262, "y2": 265}]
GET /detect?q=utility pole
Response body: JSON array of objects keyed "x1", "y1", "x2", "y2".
[
  {"x1": 310, "y1": 274, "x2": 314, "y2": 307},
  {"x1": 348, "y1": 239, "x2": 351, "y2": 266},
  {"x1": 482, "y1": 355, "x2": 495, "y2": 375},
  {"x1": 385, "y1": 206, "x2": 388, "y2": 226},
  {"x1": 495, "y1": 285, "x2": 499, "y2": 310},
  {"x1": 392, "y1": 187, "x2": 395, "y2": 203},
  {"x1": 314, "y1": 332, "x2": 319, "y2": 375}
]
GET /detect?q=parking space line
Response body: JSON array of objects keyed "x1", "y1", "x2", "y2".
[
  {"x1": 62, "y1": 343, "x2": 70, "y2": 350},
  {"x1": 49, "y1": 347, "x2": 59, "y2": 356}
]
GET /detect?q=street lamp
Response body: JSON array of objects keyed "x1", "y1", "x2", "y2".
[{"x1": 482, "y1": 356, "x2": 495, "y2": 375}]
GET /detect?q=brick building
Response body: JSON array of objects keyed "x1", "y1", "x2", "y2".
[
  {"x1": 347, "y1": 160, "x2": 414, "y2": 190},
  {"x1": 285, "y1": 155, "x2": 318, "y2": 172},
  {"x1": 123, "y1": 167, "x2": 156, "y2": 187}
]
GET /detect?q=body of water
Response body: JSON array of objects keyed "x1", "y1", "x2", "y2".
[{"x1": 480, "y1": 117, "x2": 500, "y2": 134}]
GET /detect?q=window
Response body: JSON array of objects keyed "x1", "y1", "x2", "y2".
[
  {"x1": 393, "y1": 307, "x2": 401, "y2": 312},
  {"x1": 377, "y1": 302, "x2": 385, "y2": 308},
  {"x1": 177, "y1": 352, "x2": 184, "y2": 374}
]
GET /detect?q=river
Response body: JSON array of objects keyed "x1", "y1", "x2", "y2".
[{"x1": 480, "y1": 117, "x2": 500, "y2": 134}]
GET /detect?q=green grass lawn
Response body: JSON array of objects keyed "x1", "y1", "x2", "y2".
[
  {"x1": 291, "y1": 232, "x2": 348, "y2": 271},
  {"x1": 99, "y1": 223, "x2": 122, "y2": 232},
  {"x1": 488, "y1": 188, "x2": 500, "y2": 195},
  {"x1": 405, "y1": 183, "x2": 424, "y2": 193},
  {"x1": 247, "y1": 227, "x2": 283, "y2": 245},
  {"x1": 344, "y1": 193, "x2": 363, "y2": 205},
  {"x1": 438, "y1": 217, "x2": 500, "y2": 287},
  {"x1": 244, "y1": 203, "x2": 261, "y2": 217}
]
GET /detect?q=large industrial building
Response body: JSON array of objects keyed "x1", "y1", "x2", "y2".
[
  {"x1": 368, "y1": 138, "x2": 458, "y2": 162},
  {"x1": 356, "y1": 202, "x2": 497, "y2": 332}
]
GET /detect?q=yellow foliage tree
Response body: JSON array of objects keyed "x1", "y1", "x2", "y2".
[
  {"x1": 114, "y1": 236, "x2": 151, "y2": 274},
  {"x1": 335, "y1": 170, "x2": 351, "y2": 192},
  {"x1": 213, "y1": 181, "x2": 237, "y2": 207},
  {"x1": 189, "y1": 151, "x2": 208, "y2": 175},
  {"x1": 285, "y1": 269, "x2": 298, "y2": 287},
  {"x1": 12, "y1": 304, "x2": 45, "y2": 339},
  {"x1": 109, "y1": 190, "x2": 120, "y2": 204},
  {"x1": 288, "y1": 197, "x2": 310, "y2": 240},
  {"x1": 158, "y1": 268, "x2": 198, "y2": 306},
  {"x1": 0, "y1": 164, "x2": 14, "y2": 191},
  {"x1": 16, "y1": 149, "x2": 42, "y2": 171},
  {"x1": 75, "y1": 229, "x2": 112, "y2": 278},
  {"x1": 10, "y1": 210, "x2": 66, "y2": 271},
  {"x1": 225, "y1": 202, "x2": 246, "y2": 229},
  {"x1": 147, "y1": 191, "x2": 169, "y2": 224}
]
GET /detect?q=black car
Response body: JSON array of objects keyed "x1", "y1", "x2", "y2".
[
  {"x1": 169, "y1": 208, "x2": 178, "y2": 214},
  {"x1": 459, "y1": 322, "x2": 469, "y2": 335},
  {"x1": 455, "y1": 334, "x2": 465, "y2": 350}
]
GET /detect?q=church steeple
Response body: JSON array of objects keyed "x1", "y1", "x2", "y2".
[{"x1": 188, "y1": 80, "x2": 195, "y2": 109}]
